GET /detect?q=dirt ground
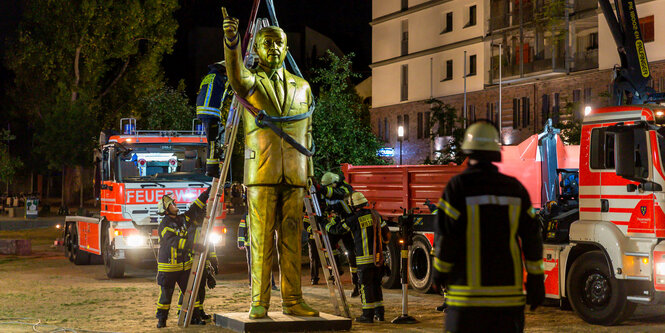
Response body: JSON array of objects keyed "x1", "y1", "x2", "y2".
[{"x1": 2, "y1": 228, "x2": 665, "y2": 333}]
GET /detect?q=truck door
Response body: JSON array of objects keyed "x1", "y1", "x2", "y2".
[{"x1": 610, "y1": 126, "x2": 655, "y2": 234}]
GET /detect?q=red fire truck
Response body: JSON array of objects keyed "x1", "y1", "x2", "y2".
[{"x1": 63, "y1": 118, "x2": 227, "y2": 278}]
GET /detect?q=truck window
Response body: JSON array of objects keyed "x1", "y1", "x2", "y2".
[
  {"x1": 590, "y1": 128, "x2": 615, "y2": 170},
  {"x1": 118, "y1": 144, "x2": 209, "y2": 182}
]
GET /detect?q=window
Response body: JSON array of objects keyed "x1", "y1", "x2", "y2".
[
  {"x1": 401, "y1": 65, "x2": 408, "y2": 101},
  {"x1": 521, "y1": 97, "x2": 530, "y2": 128},
  {"x1": 590, "y1": 128, "x2": 615, "y2": 170},
  {"x1": 513, "y1": 98, "x2": 521, "y2": 129},
  {"x1": 402, "y1": 0, "x2": 408, "y2": 11},
  {"x1": 640, "y1": 15, "x2": 654, "y2": 43},
  {"x1": 588, "y1": 32, "x2": 599, "y2": 50},
  {"x1": 443, "y1": 59, "x2": 453, "y2": 81},
  {"x1": 468, "y1": 54, "x2": 477, "y2": 76},
  {"x1": 384, "y1": 118, "x2": 389, "y2": 141},
  {"x1": 417, "y1": 112, "x2": 424, "y2": 139},
  {"x1": 401, "y1": 20, "x2": 409, "y2": 56},
  {"x1": 465, "y1": 5, "x2": 477, "y2": 27},
  {"x1": 378, "y1": 119, "x2": 382, "y2": 139},
  {"x1": 404, "y1": 115, "x2": 410, "y2": 140},
  {"x1": 424, "y1": 111, "x2": 431, "y2": 138},
  {"x1": 486, "y1": 103, "x2": 493, "y2": 123},
  {"x1": 553, "y1": 93, "x2": 560, "y2": 124},
  {"x1": 468, "y1": 105, "x2": 476, "y2": 123},
  {"x1": 584, "y1": 88, "x2": 592, "y2": 104},
  {"x1": 442, "y1": 12, "x2": 453, "y2": 33},
  {"x1": 572, "y1": 89, "x2": 581, "y2": 103},
  {"x1": 541, "y1": 94, "x2": 550, "y2": 125}
]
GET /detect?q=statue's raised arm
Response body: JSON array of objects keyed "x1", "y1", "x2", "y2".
[{"x1": 222, "y1": 7, "x2": 254, "y2": 97}]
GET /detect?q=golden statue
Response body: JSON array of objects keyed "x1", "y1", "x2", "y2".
[{"x1": 222, "y1": 8, "x2": 318, "y2": 319}]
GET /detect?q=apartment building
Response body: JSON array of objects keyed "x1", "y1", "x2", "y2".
[{"x1": 371, "y1": 0, "x2": 665, "y2": 164}]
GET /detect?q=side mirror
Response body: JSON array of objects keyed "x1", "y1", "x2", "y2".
[{"x1": 641, "y1": 181, "x2": 663, "y2": 192}]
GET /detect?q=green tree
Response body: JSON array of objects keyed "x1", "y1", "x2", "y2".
[
  {"x1": 140, "y1": 82, "x2": 195, "y2": 131},
  {"x1": 423, "y1": 98, "x2": 466, "y2": 165},
  {"x1": 0, "y1": 129, "x2": 23, "y2": 193},
  {"x1": 310, "y1": 51, "x2": 387, "y2": 177},
  {"x1": 555, "y1": 100, "x2": 582, "y2": 145},
  {"x1": 5, "y1": 0, "x2": 179, "y2": 207}
]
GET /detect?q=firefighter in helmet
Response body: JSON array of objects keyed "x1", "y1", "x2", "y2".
[
  {"x1": 316, "y1": 172, "x2": 360, "y2": 297},
  {"x1": 196, "y1": 61, "x2": 233, "y2": 178},
  {"x1": 326, "y1": 192, "x2": 391, "y2": 323},
  {"x1": 432, "y1": 121, "x2": 544, "y2": 332},
  {"x1": 155, "y1": 188, "x2": 210, "y2": 328}
]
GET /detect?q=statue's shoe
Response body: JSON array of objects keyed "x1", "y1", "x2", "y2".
[
  {"x1": 249, "y1": 305, "x2": 268, "y2": 319},
  {"x1": 283, "y1": 302, "x2": 319, "y2": 317}
]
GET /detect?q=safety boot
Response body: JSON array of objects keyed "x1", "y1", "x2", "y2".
[
  {"x1": 436, "y1": 301, "x2": 447, "y2": 312},
  {"x1": 355, "y1": 309, "x2": 374, "y2": 323},
  {"x1": 351, "y1": 284, "x2": 360, "y2": 298},
  {"x1": 156, "y1": 318, "x2": 167, "y2": 328},
  {"x1": 190, "y1": 309, "x2": 206, "y2": 325},
  {"x1": 374, "y1": 306, "x2": 385, "y2": 322},
  {"x1": 200, "y1": 309, "x2": 212, "y2": 320}
]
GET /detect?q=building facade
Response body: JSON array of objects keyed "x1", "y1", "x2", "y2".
[{"x1": 371, "y1": 0, "x2": 665, "y2": 164}]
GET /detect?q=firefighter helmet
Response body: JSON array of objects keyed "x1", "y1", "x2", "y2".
[
  {"x1": 157, "y1": 193, "x2": 175, "y2": 215},
  {"x1": 348, "y1": 191, "x2": 368, "y2": 208},
  {"x1": 460, "y1": 121, "x2": 501, "y2": 162},
  {"x1": 321, "y1": 172, "x2": 340, "y2": 186}
]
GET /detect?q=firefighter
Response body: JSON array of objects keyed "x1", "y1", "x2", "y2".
[
  {"x1": 155, "y1": 189, "x2": 210, "y2": 328},
  {"x1": 303, "y1": 213, "x2": 321, "y2": 284},
  {"x1": 237, "y1": 214, "x2": 278, "y2": 290},
  {"x1": 317, "y1": 172, "x2": 359, "y2": 297},
  {"x1": 179, "y1": 226, "x2": 219, "y2": 321},
  {"x1": 432, "y1": 121, "x2": 545, "y2": 333},
  {"x1": 326, "y1": 192, "x2": 391, "y2": 323},
  {"x1": 196, "y1": 61, "x2": 233, "y2": 178}
]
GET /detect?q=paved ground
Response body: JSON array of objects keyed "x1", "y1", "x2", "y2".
[{"x1": 2, "y1": 227, "x2": 665, "y2": 332}]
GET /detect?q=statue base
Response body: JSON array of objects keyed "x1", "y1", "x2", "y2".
[{"x1": 214, "y1": 312, "x2": 352, "y2": 332}]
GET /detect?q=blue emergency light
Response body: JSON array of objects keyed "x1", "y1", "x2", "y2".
[
  {"x1": 123, "y1": 123, "x2": 136, "y2": 135},
  {"x1": 195, "y1": 123, "x2": 204, "y2": 135}
]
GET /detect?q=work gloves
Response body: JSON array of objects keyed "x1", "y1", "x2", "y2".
[
  {"x1": 199, "y1": 186, "x2": 211, "y2": 204},
  {"x1": 526, "y1": 274, "x2": 545, "y2": 311}
]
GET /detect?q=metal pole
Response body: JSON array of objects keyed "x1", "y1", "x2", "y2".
[
  {"x1": 499, "y1": 43, "x2": 502, "y2": 144},
  {"x1": 464, "y1": 50, "x2": 467, "y2": 128}
]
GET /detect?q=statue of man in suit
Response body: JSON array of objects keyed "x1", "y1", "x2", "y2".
[{"x1": 222, "y1": 8, "x2": 318, "y2": 319}]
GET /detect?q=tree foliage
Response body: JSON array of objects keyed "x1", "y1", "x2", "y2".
[
  {"x1": 5, "y1": 0, "x2": 179, "y2": 170},
  {"x1": 423, "y1": 98, "x2": 466, "y2": 165},
  {"x1": 310, "y1": 51, "x2": 387, "y2": 177},
  {"x1": 555, "y1": 100, "x2": 582, "y2": 145},
  {"x1": 140, "y1": 82, "x2": 195, "y2": 131},
  {"x1": 0, "y1": 129, "x2": 23, "y2": 189}
]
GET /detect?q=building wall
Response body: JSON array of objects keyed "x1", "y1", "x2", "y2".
[{"x1": 372, "y1": 60, "x2": 665, "y2": 165}]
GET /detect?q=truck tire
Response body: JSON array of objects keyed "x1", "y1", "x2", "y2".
[
  {"x1": 408, "y1": 234, "x2": 433, "y2": 293},
  {"x1": 102, "y1": 227, "x2": 125, "y2": 279},
  {"x1": 381, "y1": 237, "x2": 401, "y2": 289},
  {"x1": 566, "y1": 250, "x2": 636, "y2": 325},
  {"x1": 71, "y1": 226, "x2": 91, "y2": 265}
]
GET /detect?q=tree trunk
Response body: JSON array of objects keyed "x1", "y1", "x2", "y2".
[{"x1": 61, "y1": 165, "x2": 66, "y2": 209}]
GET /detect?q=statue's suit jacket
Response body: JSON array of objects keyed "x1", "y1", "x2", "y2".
[{"x1": 224, "y1": 41, "x2": 314, "y2": 187}]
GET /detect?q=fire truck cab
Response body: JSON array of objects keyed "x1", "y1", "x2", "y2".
[{"x1": 64, "y1": 118, "x2": 227, "y2": 278}]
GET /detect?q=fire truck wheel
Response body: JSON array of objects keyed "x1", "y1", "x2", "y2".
[
  {"x1": 408, "y1": 235, "x2": 434, "y2": 293},
  {"x1": 381, "y1": 236, "x2": 401, "y2": 289},
  {"x1": 566, "y1": 250, "x2": 636, "y2": 326},
  {"x1": 102, "y1": 227, "x2": 125, "y2": 278},
  {"x1": 71, "y1": 226, "x2": 91, "y2": 265}
]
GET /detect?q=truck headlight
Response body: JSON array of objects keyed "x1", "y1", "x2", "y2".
[
  {"x1": 208, "y1": 232, "x2": 221, "y2": 245},
  {"x1": 657, "y1": 262, "x2": 665, "y2": 276},
  {"x1": 126, "y1": 235, "x2": 146, "y2": 247}
]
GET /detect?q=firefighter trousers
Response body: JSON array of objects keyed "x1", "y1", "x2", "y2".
[
  {"x1": 155, "y1": 270, "x2": 200, "y2": 319},
  {"x1": 340, "y1": 234, "x2": 358, "y2": 285},
  {"x1": 307, "y1": 238, "x2": 320, "y2": 282},
  {"x1": 358, "y1": 264, "x2": 383, "y2": 311},
  {"x1": 444, "y1": 306, "x2": 524, "y2": 333}
]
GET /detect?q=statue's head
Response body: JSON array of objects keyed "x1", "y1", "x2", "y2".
[{"x1": 255, "y1": 26, "x2": 288, "y2": 69}]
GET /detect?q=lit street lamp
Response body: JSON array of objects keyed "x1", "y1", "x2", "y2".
[{"x1": 398, "y1": 125, "x2": 404, "y2": 165}]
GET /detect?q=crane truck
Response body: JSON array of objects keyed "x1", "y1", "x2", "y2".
[{"x1": 63, "y1": 118, "x2": 228, "y2": 278}]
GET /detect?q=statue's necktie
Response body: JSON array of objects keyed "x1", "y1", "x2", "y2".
[{"x1": 272, "y1": 73, "x2": 285, "y2": 110}]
